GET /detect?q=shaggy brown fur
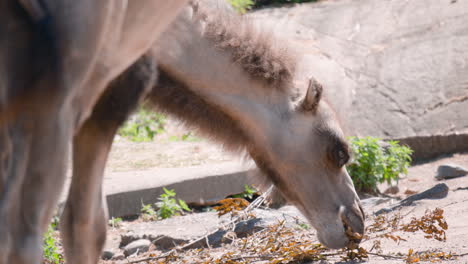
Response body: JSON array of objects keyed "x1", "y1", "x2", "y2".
[
  {"x1": 147, "y1": 69, "x2": 249, "y2": 154},
  {"x1": 192, "y1": 1, "x2": 297, "y2": 93},
  {"x1": 147, "y1": 70, "x2": 284, "y2": 199}
]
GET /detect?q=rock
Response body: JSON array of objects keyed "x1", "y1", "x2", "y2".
[
  {"x1": 234, "y1": 207, "x2": 310, "y2": 237},
  {"x1": 112, "y1": 253, "x2": 125, "y2": 261},
  {"x1": 436, "y1": 164, "x2": 468, "y2": 180},
  {"x1": 152, "y1": 231, "x2": 228, "y2": 251},
  {"x1": 119, "y1": 212, "x2": 226, "y2": 250},
  {"x1": 119, "y1": 207, "x2": 309, "y2": 251},
  {"x1": 383, "y1": 185, "x2": 400, "y2": 195},
  {"x1": 152, "y1": 235, "x2": 189, "y2": 250},
  {"x1": 184, "y1": 208, "x2": 308, "y2": 248},
  {"x1": 399, "y1": 183, "x2": 449, "y2": 205},
  {"x1": 375, "y1": 183, "x2": 449, "y2": 215},
  {"x1": 120, "y1": 212, "x2": 220, "y2": 248},
  {"x1": 123, "y1": 239, "x2": 151, "y2": 257},
  {"x1": 234, "y1": 218, "x2": 267, "y2": 237},
  {"x1": 101, "y1": 250, "x2": 115, "y2": 260},
  {"x1": 221, "y1": 231, "x2": 238, "y2": 244},
  {"x1": 184, "y1": 229, "x2": 227, "y2": 249},
  {"x1": 120, "y1": 232, "x2": 139, "y2": 248}
]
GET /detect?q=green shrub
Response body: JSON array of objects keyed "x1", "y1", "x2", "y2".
[
  {"x1": 347, "y1": 137, "x2": 413, "y2": 193},
  {"x1": 228, "y1": 0, "x2": 254, "y2": 13},
  {"x1": 43, "y1": 222, "x2": 63, "y2": 264},
  {"x1": 231, "y1": 184, "x2": 258, "y2": 200},
  {"x1": 295, "y1": 221, "x2": 311, "y2": 230},
  {"x1": 141, "y1": 188, "x2": 190, "y2": 221},
  {"x1": 118, "y1": 107, "x2": 165, "y2": 142},
  {"x1": 108, "y1": 217, "x2": 123, "y2": 228},
  {"x1": 141, "y1": 203, "x2": 158, "y2": 221},
  {"x1": 168, "y1": 132, "x2": 202, "y2": 142},
  {"x1": 156, "y1": 188, "x2": 191, "y2": 219}
]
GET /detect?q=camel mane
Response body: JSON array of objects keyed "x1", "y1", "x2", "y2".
[{"x1": 193, "y1": 1, "x2": 298, "y2": 93}]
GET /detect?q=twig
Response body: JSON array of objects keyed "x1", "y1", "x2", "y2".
[
  {"x1": 245, "y1": 185, "x2": 273, "y2": 211},
  {"x1": 367, "y1": 252, "x2": 405, "y2": 260},
  {"x1": 230, "y1": 254, "x2": 274, "y2": 261},
  {"x1": 129, "y1": 255, "x2": 164, "y2": 263},
  {"x1": 321, "y1": 252, "x2": 344, "y2": 257},
  {"x1": 205, "y1": 235, "x2": 212, "y2": 250}
]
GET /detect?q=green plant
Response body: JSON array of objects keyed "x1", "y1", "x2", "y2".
[
  {"x1": 141, "y1": 188, "x2": 190, "y2": 221},
  {"x1": 156, "y1": 188, "x2": 190, "y2": 219},
  {"x1": 118, "y1": 107, "x2": 166, "y2": 142},
  {"x1": 296, "y1": 221, "x2": 311, "y2": 230},
  {"x1": 231, "y1": 184, "x2": 258, "y2": 200},
  {"x1": 50, "y1": 215, "x2": 60, "y2": 229},
  {"x1": 347, "y1": 137, "x2": 412, "y2": 193},
  {"x1": 168, "y1": 132, "x2": 202, "y2": 142},
  {"x1": 43, "y1": 222, "x2": 63, "y2": 264},
  {"x1": 141, "y1": 202, "x2": 158, "y2": 221},
  {"x1": 228, "y1": 0, "x2": 254, "y2": 13},
  {"x1": 108, "y1": 217, "x2": 123, "y2": 228}
]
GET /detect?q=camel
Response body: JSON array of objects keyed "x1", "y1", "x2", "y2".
[
  {"x1": 0, "y1": 0, "x2": 188, "y2": 263},
  {"x1": 62, "y1": 1, "x2": 365, "y2": 262}
]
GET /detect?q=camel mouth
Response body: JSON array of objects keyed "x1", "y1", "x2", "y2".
[{"x1": 341, "y1": 212, "x2": 363, "y2": 249}]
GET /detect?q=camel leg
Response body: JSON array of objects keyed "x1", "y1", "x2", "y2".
[
  {"x1": 0, "y1": 1, "x2": 119, "y2": 262},
  {"x1": 0, "y1": 124, "x2": 30, "y2": 264},
  {"x1": 60, "y1": 55, "x2": 157, "y2": 264},
  {"x1": 1, "y1": 108, "x2": 73, "y2": 263},
  {"x1": 0, "y1": 127, "x2": 11, "y2": 189},
  {"x1": 0, "y1": 128, "x2": 11, "y2": 260}
]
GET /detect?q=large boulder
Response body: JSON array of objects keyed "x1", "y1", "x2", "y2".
[{"x1": 251, "y1": 0, "x2": 468, "y2": 139}]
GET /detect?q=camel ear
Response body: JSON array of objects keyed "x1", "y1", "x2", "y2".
[{"x1": 301, "y1": 78, "x2": 323, "y2": 112}]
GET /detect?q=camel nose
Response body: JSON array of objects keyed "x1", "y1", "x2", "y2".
[{"x1": 340, "y1": 201, "x2": 365, "y2": 245}]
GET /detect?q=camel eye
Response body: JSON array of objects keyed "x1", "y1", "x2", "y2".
[
  {"x1": 317, "y1": 127, "x2": 350, "y2": 168},
  {"x1": 336, "y1": 148, "x2": 349, "y2": 168}
]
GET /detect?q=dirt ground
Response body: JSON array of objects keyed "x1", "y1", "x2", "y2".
[{"x1": 107, "y1": 120, "x2": 236, "y2": 172}]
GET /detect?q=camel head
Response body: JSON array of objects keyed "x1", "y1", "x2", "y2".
[{"x1": 253, "y1": 78, "x2": 365, "y2": 249}]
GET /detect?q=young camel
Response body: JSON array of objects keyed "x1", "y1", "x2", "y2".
[
  {"x1": 64, "y1": 1, "x2": 365, "y2": 262},
  {"x1": 0, "y1": 1, "x2": 187, "y2": 263}
]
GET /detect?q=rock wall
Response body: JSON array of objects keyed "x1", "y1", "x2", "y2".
[{"x1": 251, "y1": 0, "x2": 468, "y2": 140}]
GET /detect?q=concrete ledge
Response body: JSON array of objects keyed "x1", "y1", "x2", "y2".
[
  {"x1": 390, "y1": 133, "x2": 468, "y2": 163},
  {"x1": 104, "y1": 162, "x2": 252, "y2": 218},
  {"x1": 60, "y1": 161, "x2": 253, "y2": 218}
]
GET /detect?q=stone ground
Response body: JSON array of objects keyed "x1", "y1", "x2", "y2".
[{"x1": 95, "y1": 124, "x2": 468, "y2": 264}]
